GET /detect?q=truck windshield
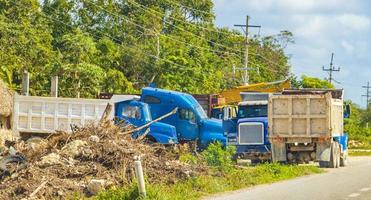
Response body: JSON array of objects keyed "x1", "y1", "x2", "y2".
[
  {"x1": 238, "y1": 105, "x2": 267, "y2": 118},
  {"x1": 196, "y1": 105, "x2": 208, "y2": 119},
  {"x1": 142, "y1": 105, "x2": 152, "y2": 121}
]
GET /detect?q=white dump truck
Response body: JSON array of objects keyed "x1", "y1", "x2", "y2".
[
  {"x1": 268, "y1": 89, "x2": 349, "y2": 168},
  {"x1": 12, "y1": 94, "x2": 138, "y2": 134}
]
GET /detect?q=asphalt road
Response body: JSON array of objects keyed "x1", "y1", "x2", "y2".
[{"x1": 204, "y1": 157, "x2": 371, "y2": 200}]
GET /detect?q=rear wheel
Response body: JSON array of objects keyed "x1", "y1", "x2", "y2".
[
  {"x1": 320, "y1": 142, "x2": 339, "y2": 168},
  {"x1": 319, "y1": 161, "x2": 329, "y2": 168}
]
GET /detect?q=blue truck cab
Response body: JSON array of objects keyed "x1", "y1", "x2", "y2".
[
  {"x1": 115, "y1": 99, "x2": 178, "y2": 144},
  {"x1": 141, "y1": 87, "x2": 226, "y2": 148},
  {"x1": 224, "y1": 93, "x2": 271, "y2": 160}
]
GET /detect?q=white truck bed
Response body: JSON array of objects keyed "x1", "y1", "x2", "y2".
[{"x1": 12, "y1": 94, "x2": 138, "y2": 134}]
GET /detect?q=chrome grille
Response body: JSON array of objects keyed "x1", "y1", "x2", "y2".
[{"x1": 238, "y1": 122, "x2": 264, "y2": 144}]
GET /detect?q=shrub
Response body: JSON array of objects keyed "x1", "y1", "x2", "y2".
[{"x1": 200, "y1": 142, "x2": 236, "y2": 170}]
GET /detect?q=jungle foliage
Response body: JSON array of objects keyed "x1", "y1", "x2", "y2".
[{"x1": 0, "y1": 0, "x2": 293, "y2": 97}]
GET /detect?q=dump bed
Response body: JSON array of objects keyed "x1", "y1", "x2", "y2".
[
  {"x1": 268, "y1": 91, "x2": 343, "y2": 139},
  {"x1": 12, "y1": 94, "x2": 138, "y2": 134}
]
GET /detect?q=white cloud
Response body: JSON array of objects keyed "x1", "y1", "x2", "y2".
[
  {"x1": 337, "y1": 14, "x2": 371, "y2": 31},
  {"x1": 341, "y1": 40, "x2": 354, "y2": 53},
  {"x1": 214, "y1": 0, "x2": 371, "y2": 106}
]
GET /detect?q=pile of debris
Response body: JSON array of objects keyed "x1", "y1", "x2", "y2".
[
  {"x1": 0, "y1": 79, "x2": 13, "y2": 129},
  {"x1": 0, "y1": 120, "x2": 206, "y2": 199}
]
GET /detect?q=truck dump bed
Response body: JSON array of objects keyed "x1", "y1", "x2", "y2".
[
  {"x1": 13, "y1": 95, "x2": 110, "y2": 134},
  {"x1": 268, "y1": 90, "x2": 343, "y2": 139},
  {"x1": 12, "y1": 94, "x2": 138, "y2": 134}
]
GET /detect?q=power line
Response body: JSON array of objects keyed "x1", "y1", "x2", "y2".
[
  {"x1": 127, "y1": 0, "x2": 287, "y2": 71},
  {"x1": 362, "y1": 82, "x2": 371, "y2": 109},
  {"x1": 322, "y1": 53, "x2": 340, "y2": 84},
  {"x1": 16, "y1": 0, "x2": 192, "y2": 71},
  {"x1": 127, "y1": 0, "x2": 245, "y2": 55},
  {"x1": 161, "y1": 0, "x2": 243, "y2": 38},
  {"x1": 83, "y1": 0, "x2": 243, "y2": 60}
]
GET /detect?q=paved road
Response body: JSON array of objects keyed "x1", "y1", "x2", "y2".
[{"x1": 204, "y1": 157, "x2": 371, "y2": 200}]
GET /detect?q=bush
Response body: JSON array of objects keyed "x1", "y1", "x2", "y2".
[{"x1": 200, "y1": 142, "x2": 236, "y2": 170}]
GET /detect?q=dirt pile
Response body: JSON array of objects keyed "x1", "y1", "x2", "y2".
[
  {"x1": 0, "y1": 121, "x2": 206, "y2": 199},
  {"x1": 0, "y1": 79, "x2": 13, "y2": 117}
]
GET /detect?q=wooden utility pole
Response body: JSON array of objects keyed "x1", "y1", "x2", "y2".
[
  {"x1": 50, "y1": 75, "x2": 59, "y2": 98},
  {"x1": 22, "y1": 70, "x2": 29, "y2": 96},
  {"x1": 362, "y1": 82, "x2": 371, "y2": 109},
  {"x1": 234, "y1": 15, "x2": 261, "y2": 85},
  {"x1": 322, "y1": 53, "x2": 340, "y2": 84}
]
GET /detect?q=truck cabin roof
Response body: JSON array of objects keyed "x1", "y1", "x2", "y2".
[
  {"x1": 141, "y1": 87, "x2": 200, "y2": 108},
  {"x1": 238, "y1": 100, "x2": 268, "y2": 106},
  {"x1": 282, "y1": 89, "x2": 344, "y2": 99}
]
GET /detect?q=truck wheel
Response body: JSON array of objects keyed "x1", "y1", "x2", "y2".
[
  {"x1": 336, "y1": 143, "x2": 341, "y2": 168},
  {"x1": 340, "y1": 151, "x2": 348, "y2": 167},
  {"x1": 319, "y1": 161, "x2": 329, "y2": 168},
  {"x1": 328, "y1": 142, "x2": 337, "y2": 168}
]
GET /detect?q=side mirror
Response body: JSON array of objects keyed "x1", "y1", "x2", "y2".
[
  {"x1": 223, "y1": 106, "x2": 230, "y2": 120},
  {"x1": 344, "y1": 104, "x2": 351, "y2": 119}
]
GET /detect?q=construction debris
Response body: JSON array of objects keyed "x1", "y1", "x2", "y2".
[
  {"x1": 0, "y1": 120, "x2": 206, "y2": 199},
  {"x1": 0, "y1": 79, "x2": 13, "y2": 118}
]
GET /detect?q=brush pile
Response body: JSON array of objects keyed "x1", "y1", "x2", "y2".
[{"x1": 0, "y1": 120, "x2": 206, "y2": 199}]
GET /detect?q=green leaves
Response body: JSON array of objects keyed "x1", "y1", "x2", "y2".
[
  {"x1": 0, "y1": 0, "x2": 292, "y2": 98},
  {"x1": 298, "y1": 75, "x2": 334, "y2": 89}
]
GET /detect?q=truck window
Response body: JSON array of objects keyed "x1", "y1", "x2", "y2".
[
  {"x1": 238, "y1": 105, "x2": 267, "y2": 118},
  {"x1": 122, "y1": 106, "x2": 141, "y2": 119},
  {"x1": 143, "y1": 95, "x2": 161, "y2": 104},
  {"x1": 179, "y1": 108, "x2": 196, "y2": 123}
]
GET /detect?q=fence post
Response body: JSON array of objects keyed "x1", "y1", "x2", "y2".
[{"x1": 134, "y1": 156, "x2": 146, "y2": 197}]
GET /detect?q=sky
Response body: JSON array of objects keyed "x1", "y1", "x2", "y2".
[{"x1": 213, "y1": 0, "x2": 371, "y2": 107}]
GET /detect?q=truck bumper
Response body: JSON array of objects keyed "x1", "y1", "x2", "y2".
[{"x1": 234, "y1": 145, "x2": 271, "y2": 161}]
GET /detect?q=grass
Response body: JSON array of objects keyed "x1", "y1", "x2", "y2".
[
  {"x1": 349, "y1": 150, "x2": 371, "y2": 156},
  {"x1": 94, "y1": 163, "x2": 323, "y2": 200}
]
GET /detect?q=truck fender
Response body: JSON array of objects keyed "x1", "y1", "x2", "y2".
[
  {"x1": 200, "y1": 132, "x2": 227, "y2": 147},
  {"x1": 147, "y1": 132, "x2": 178, "y2": 144},
  {"x1": 316, "y1": 142, "x2": 331, "y2": 162},
  {"x1": 271, "y1": 142, "x2": 286, "y2": 162}
]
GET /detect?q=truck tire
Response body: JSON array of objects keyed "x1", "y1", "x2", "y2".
[
  {"x1": 335, "y1": 143, "x2": 341, "y2": 168},
  {"x1": 340, "y1": 151, "x2": 348, "y2": 167},
  {"x1": 320, "y1": 142, "x2": 338, "y2": 168},
  {"x1": 319, "y1": 161, "x2": 329, "y2": 168}
]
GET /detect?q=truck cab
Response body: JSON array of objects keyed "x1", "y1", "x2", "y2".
[
  {"x1": 115, "y1": 99, "x2": 178, "y2": 144},
  {"x1": 224, "y1": 93, "x2": 270, "y2": 160},
  {"x1": 141, "y1": 87, "x2": 226, "y2": 148}
]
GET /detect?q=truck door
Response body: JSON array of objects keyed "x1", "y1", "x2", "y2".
[
  {"x1": 116, "y1": 102, "x2": 145, "y2": 127},
  {"x1": 177, "y1": 108, "x2": 199, "y2": 140}
]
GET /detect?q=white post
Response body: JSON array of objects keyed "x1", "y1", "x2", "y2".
[
  {"x1": 51, "y1": 75, "x2": 59, "y2": 98},
  {"x1": 22, "y1": 70, "x2": 29, "y2": 96},
  {"x1": 134, "y1": 156, "x2": 146, "y2": 197}
]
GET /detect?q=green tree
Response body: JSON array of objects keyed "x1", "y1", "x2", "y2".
[{"x1": 300, "y1": 75, "x2": 334, "y2": 89}]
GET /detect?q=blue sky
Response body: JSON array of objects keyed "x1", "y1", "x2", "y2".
[{"x1": 213, "y1": 0, "x2": 371, "y2": 107}]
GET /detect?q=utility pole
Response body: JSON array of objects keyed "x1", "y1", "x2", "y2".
[
  {"x1": 234, "y1": 15, "x2": 261, "y2": 85},
  {"x1": 322, "y1": 53, "x2": 340, "y2": 84},
  {"x1": 147, "y1": 31, "x2": 160, "y2": 83},
  {"x1": 362, "y1": 82, "x2": 371, "y2": 109}
]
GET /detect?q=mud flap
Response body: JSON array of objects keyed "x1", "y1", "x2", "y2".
[
  {"x1": 271, "y1": 142, "x2": 286, "y2": 162},
  {"x1": 316, "y1": 142, "x2": 331, "y2": 162}
]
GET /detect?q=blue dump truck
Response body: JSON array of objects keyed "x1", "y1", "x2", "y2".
[
  {"x1": 223, "y1": 93, "x2": 271, "y2": 161},
  {"x1": 141, "y1": 87, "x2": 226, "y2": 148},
  {"x1": 114, "y1": 87, "x2": 226, "y2": 148}
]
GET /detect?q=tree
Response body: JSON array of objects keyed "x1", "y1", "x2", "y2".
[{"x1": 300, "y1": 75, "x2": 334, "y2": 89}]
